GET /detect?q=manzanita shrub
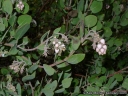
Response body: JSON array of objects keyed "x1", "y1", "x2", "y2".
[{"x1": 0, "y1": 0, "x2": 128, "y2": 96}]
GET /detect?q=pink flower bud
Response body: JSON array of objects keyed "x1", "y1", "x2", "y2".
[
  {"x1": 100, "y1": 48, "x2": 105, "y2": 53},
  {"x1": 96, "y1": 47, "x2": 99, "y2": 52},
  {"x1": 55, "y1": 43, "x2": 59, "y2": 47},
  {"x1": 55, "y1": 48, "x2": 59, "y2": 53},
  {"x1": 97, "y1": 43, "x2": 102, "y2": 49},
  {"x1": 19, "y1": 1, "x2": 23, "y2": 4},
  {"x1": 100, "y1": 39, "x2": 105, "y2": 44},
  {"x1": 53, "y1": 41, "x2": 56, "y2": 45},
  {"x1": 98, "y1": 51, "x2": 102, "y2": 55},
  {"x1": 103, "y1": 45, "x2": 107, "y2": 50}
]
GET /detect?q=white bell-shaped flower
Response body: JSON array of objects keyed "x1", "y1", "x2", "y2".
[
  {"x1": 103, "y1": 45, "x2": 107, "y2": 50},
  {"x1": 55, "y1": 48, "x2": 59, "y2": 53},
  {"x1": 53, "y1": 41, "x2": 56, "y2": 45},
  {"x1": 100, "y1": 48, "x2": 105, "y2": 53},
  {"x1": 100, "y1": 39, "x2": 105, "y2": 44},
  {"x1": 96, "y1": 47, "x2": 99, "y2": 52},
  {"x1": 97, "y1": 43, "x2": 102, "y2": 49},
  {"x1": 55, "y1": 43, "x2": 59, "y2": 48}
]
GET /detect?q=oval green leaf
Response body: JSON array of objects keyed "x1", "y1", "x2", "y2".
[
  {"x1": 84, "y1": 15, "x2": 97, "y2": 27},
  {"x1": 22, "y1": 72, "x2": 36, "y2": 82},
  {"x1": 0, "y1": 23, "x2": 5, "y2": 31},
  {"x1": 43, "y1": 64, "x2": 55, "y2": 76},
  {"x1": 17, "y1": 15, "x2": 32, "y2": 26},
  {"x1": 62, "y1": 78, "x2": 72, "y2": 88},
  {"x1": 28, "y1": 64, "x2": 38, "y2": 73},
  {"x1": 66, "y1": 54, "x2": 85, "y2": 64},
  {"x1": 104, "y1": 27, "x2": 112, "y2": 37},
  {"x1": 2, "y1": 0, "x2": 13, "y2": 14},
  {"x1": 122, "y1": 78, "x2": 128, "y2": 90},
  {"x1": 14, "y1": 24, "x2": 30, "y2": 40},
  {"x1": 90, "y1": 1, "x2": 103, "y2": 13},
  {"x1": 1, "y1": 68, "x2": 9, "y2": 75}
]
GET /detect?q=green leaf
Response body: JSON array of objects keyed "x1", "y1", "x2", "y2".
[
  {"x1": 67, "y1": 54, "x2": 85, "y2": 64},
  {"x1": 53, "y1": 27, "x2": 61, "y2": 34},
  {"x1": 57, "y1": 63, "x2": 67, "y2": 68},
  {"x1": 106, "y1": 76, "x2": 115, "y2": 88},
  {"x1": 114, "y1": 39, "x2": 122, "y2": 47},
  {"x1": 71, "y1": 37, "x2": 81, "y2": 50},
  {"x1": 71, "y1": 18, "x2": 79, "y2": 25},
  {"x1": 8, "y1": 45, "x2": 18, "y2": 55},
  {"x1": 14, "y1": 24, "x2": 30, "y2": 40},
  {"x1": 62, "y1": 78, "x2": 72, "y2": 88},
  {"x1": 0, "y1": 23, "x2": 5, "y2": 31},
  {"x1": 90, "y1": 1, "x2": 103, "y2": 13},
  {"x1": 2, "y1": 0, "x2": 13, "y2": 14},
  {"x1": 96, "y1": 67, "x2": 101, "y2": 74},
  {"x1": 0, "y1": 91, "x2": 5, "y2": 96},
  {"x1": 3, "y1": 18, "x2": 8, "y2": 27},
  {"x1": 28, "y1": 64, "x2": 38, "y2": 73},
  {"x1": 1, "y1": 68, "x2": 9, "y2": 75},
  {"x1": 42, "y1": 90, "x2": 54, "y2": 96},
  {"x1": 22, "y1": 72, "x2": 36, "y2": 82},
  {"x1": 110, "y1": 80, "x2": 117, "y2": 89},
  {"x1": 9, "y1": 15, "x2": 17, "y2": 27},
  {"x1": 95, "y1": 76, "x2": 107, "y2": 87},
  {"x1": 55, "y1": 88, "x2": 65, "y2": 93},
  {"x1": 16, "y1": 83, "x2": 21, "y2": 95},
  {"x1": 104, "y1": 27, "x2": 112, "y2": 37},
  {"x1": 80, "y1": 21, "x2": 84, "y2": 37},
  {"x1": 58, "y1": 71, "x2": 63, "y2": 82},
  {"x1": 37, "y1": 44, "x2": 44, "y2": 50},
  {"x1": 17, "y1": 15, "x2": 32, "y2": 26},
  {"x1": 114, "y1": 74, "x2": 123, "y2": 81},
  {"x1": 93, "y1": 21, "x2": 102, "y2": 30},
  {"x1": 122, "y1": 78, "x2": 128, "y2": 90},
  {"x1": 22, "y1": 36, "x2": 29, "y2": 45},
  {"x1": 77, "y1": 0, "x2": 84, "y2": 12},
  {"x1": 40, "y1": 30, "x2": 50, "y2": 42},
  {"x1": 99, "y1": 76, "x2": 107, "y2": 83},
  {"x1": 46, "y1": 80, "x2": 57, "y2": 91},
  {"x1": 23, "y1": 2, "x2": 29, "y2": 14},
  {"x1": 43, "y1": 64, "x2": 55, "y2": 76},
  {"x1": 0, "y1": 0, "x2": 2, "y2": 7},
  {"x1": 120, "y1": 14, "x2": 128, "y2": 26},
  {"x1": 84, "y1": 15, "x2": 97, "y2": 27},
  {"x1": 59, "y1": 0, "x2": 65, "y2": 8},
  {"x1": 107, "y1": 37, "x2": 115, "y2": 47},
  {"x1": 125, "y1": 10, "x2": 128, "y2": 18},
  {"x1": 101, "y1": 67, "x2": 106, "y2": 74},
  {"x1": 42, "y1": 80, "x2": 57, "y2": 96}
]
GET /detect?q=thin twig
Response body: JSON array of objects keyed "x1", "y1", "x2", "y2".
[
  {"x1": 17, "y1": 46, "x2": 37, "y2": 52},
  {"x1": 39, "y1": 51, "x2": 75, "y2": 68},
  {"x1": 107, "y1": 66, "x2": 128, "y2": 78},
  {"x1": 29, "y1": 82, "x2": 34, "y2": 96}
]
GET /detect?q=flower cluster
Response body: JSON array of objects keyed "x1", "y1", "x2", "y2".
[
  {"x1": 16, "y1": 1, "x2": 24, "y2": 10},
  {"x1": 95, "y1": 39, "x2": 107, "y2": 55},
  {"x1": 9, "y1": 61, "x2": 25, "y2": 74},
  {"x1": 7, "y1": 83, "x2": 16, "y2": 92},
  {"x1": 52, "y1": 38, "x2": 66, "y2": 55}
]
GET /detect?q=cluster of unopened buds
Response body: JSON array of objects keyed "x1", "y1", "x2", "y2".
[
  {"x1": 16, "y1": 1, "x2": 24, "y2": 11},
  {"x1": 95, "y1": 39, "x2": 107, "y2": 55},
  {"x1": 52, "y1": 40, "x2": 66, "y2": 56},
  {"x1": 9, "y1": 61, "x2": 25, "y2": 74},
  {"x1": 6, "y1": 83, "x2": 16, "y2": 92}
]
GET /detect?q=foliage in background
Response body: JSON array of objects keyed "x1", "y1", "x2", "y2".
[{"x1": 0, "y1": 0, "x2": 128, "y2": 96}]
